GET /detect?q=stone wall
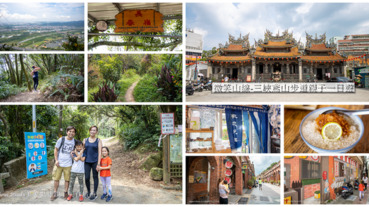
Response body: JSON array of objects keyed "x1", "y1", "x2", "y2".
[{"x1": 2, "y1": 156, "x2": 26, "y2": 187}]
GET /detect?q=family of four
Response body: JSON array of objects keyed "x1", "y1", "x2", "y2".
[{"x1": 50, "y1": 126, "x2": 113, "y2": 202}]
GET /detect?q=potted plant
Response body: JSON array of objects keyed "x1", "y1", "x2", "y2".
[
  {"x1": 247, "y1": 180, "x2": 254, "y2": 189},
  {"x1": 314, "y1": 190, "x2": 320, "y2": 199}
]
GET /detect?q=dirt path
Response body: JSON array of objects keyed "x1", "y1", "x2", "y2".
[
  {"x1": 124, "y1": 80, "x2": 139, "y2": 102},
  {"x1": 0, "y1": 91, "x2": 47, "y2": 102},
  {"x1": 0, "y1": 137, "x2": 182, "y2": 204}
]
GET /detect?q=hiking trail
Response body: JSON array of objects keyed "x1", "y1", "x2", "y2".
[
  {"x1": 124, "y1": 80, "x2": 139, "y2": 102},
  {"x1": 0, "y1": 91, "x2": 47, "y2": 102}
]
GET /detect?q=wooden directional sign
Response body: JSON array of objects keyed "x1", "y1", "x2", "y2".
[{"x1": 115, "y1": 9, "x2": 164, "y2": 33}]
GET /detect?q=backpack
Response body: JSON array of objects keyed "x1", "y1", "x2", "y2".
[{"x1": 54, "y1": 136, "x2": 76, "y2": 164}]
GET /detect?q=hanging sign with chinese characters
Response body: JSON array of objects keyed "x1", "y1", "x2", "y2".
[{"x1": 114, "y1": 9, "x2": 164, "y2": 33}]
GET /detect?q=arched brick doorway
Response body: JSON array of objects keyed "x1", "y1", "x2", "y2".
[{"x1": 186, "y1": 156, "x2": 219, "y2": 204}]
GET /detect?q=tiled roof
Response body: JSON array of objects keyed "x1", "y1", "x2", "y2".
[
  {"x1": 223, "y1": 44, "x2": 248, "y2": 52},
  {"x1": 307, "y1": 43, "x2": 332, "y2": 52},
  {"x1": 254, "y1": 46, "x2": 300, "y2": 58},
  {"x1": 301, "y1": 54, "x2": 345, "y2": 62},
  {"x1": 261, "y1": 40, "x2": 294, "y2": 48},
  {"x1": 209, "y1": 54, "x2": 252, "y2": 62}
]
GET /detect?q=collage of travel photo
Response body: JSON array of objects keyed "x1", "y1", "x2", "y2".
[{"x1": 1, "y1": 1, "x2": 369, "y2": 206}]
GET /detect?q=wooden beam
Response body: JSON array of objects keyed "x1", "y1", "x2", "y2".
[
  {"x1": 88, "y1": 33, "x2": 182, "y2": 39},
  {"x1": 113, "y1": 3, "x2": 122, "y2": 12},
  {"x1": 94, "y1": 15, "x2": 182, "y2": 25},
  {"x1": 88, "y1": 14, "x2": 97, "y2": 23}
]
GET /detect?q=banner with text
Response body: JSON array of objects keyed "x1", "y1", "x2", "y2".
[{"x1": 25, "y1": 132, "x2": 47, "y2": 179}]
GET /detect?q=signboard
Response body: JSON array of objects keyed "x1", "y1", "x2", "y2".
[
  {"x1": 225, "y1": 160, "x2": 233, "y2": 169},
  {"x1": 189, "y1": 175, "x2": 194, "y2": 183},
  {"x1": 25, "y1": 132, "x2": 47, "y2": 179},
  {"x1": 169, "y1": 133, "x2": 182, "y2": 163},
  {"x1": 225, "y1": 169, "x2": 232, "y2": 176},
  {"x1": 224, "y1": 177, "x2": 231, "y2": 184},
  {"x1": 242, "y1": 164, "x2": 248, "y2": 169},
  {"x1": 310, "y1": 156, "x2": 319, "y2": 161},
  {"x1": 284, "y1": 196, "x2": 292, "y2": 205},
  {"x1": 160, "y1": 113, "x2": 175, "y2": 134},
  {"x1": 212, "y1": 82, "x2": 355, "y2": 93},
  {"x1": 114, "y1": 9, "x2": 164, "y2": 33},
  {"x1": 246, "y1": 75, "x2": 252, "y2": 82}
]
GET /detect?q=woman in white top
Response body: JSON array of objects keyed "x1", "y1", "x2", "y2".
[{"x1": 219, "y1": 179, "x2": 229, "y2": 204}]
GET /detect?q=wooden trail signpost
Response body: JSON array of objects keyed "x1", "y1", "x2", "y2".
[{"x1": 114, "y1": 9, "x2": 164, "y2": 33}]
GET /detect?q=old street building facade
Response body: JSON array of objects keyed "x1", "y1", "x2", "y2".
[
  {"x1": 257, "y1": 161, "x2": 280, "y2": 184},
  {"x1": 186, "y1": 156, "x2": 255, "y2": 204},
  {"x1": 284, "y1": 156, "x2": 364, "y2": 204},
  {"x1": 208, "y1": 30, "x2": 346, "y2": 82}
]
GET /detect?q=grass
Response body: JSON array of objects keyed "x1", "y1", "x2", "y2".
[
  {"x1": 116, "y1": 70, "x2": 141, "y2": 102},
  {"x1": 133, "y1": 74, "x2": 167, "y2": 102}
]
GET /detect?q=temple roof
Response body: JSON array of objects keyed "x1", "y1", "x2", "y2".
[
  {"x1": 222, "y1": 44, "x2": 248, "y2": 52},
  {"x1": 254, "y1": 46, "x2": 300, "y2": 58},
  {"x1": 260, "y1": 40, "x2": 294, "y2": 48},
  {"x1": 306, "y1": 43, "x2": 332, "y2": 52},
  {"x1": 301, "y1": 54, "x2": 345, "y2": 62},
  {"x1": 209, "y1": 54, "x2": 252, "y2": 62}
]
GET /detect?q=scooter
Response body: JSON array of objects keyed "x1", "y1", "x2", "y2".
[
  {"x1": 203, "y1": 80, "x2": 212, "y2": 91},
  {"x1": 341, "y1": 182, "x2": 354, "y2": 199},
  {"x1": 193, "y1": 82, "x2": 204, "y2": 92},
  {"x1": 354, "y1": 179, "x2": 359, "y2": 190},
  {"x1": 186, "y1": 83, "x2": 194, "y2": 95}
]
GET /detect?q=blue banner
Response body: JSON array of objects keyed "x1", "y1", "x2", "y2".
[
  {"x1": 25, "y1": 132, "x2": 47, "y2": 179},
  {"x1": 225, "y1": 108, "x2": 243, "y2": 150}
]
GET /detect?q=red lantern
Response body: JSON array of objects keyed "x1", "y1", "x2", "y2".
[{"x1": 217, "y1": 61, "x2": 219, "y2": 63}]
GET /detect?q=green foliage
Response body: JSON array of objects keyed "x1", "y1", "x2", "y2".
[
  {"x1": 0, "y1": 136, "x2": 24, "y2": 168},
  {"x1": 155, "y1": 64, "x2": 182, "y2": 102},
  {"x1": 62, "y1": 34, "x2": 84, "y2": 51},
  {"x1": 133, "y1": 74, "x2": 167, "y2": 102},
  {"x1": 118, "y1": 122, "x2": 161, "y2": 151},
  {"x1": 0, "y1": 81, "x2": 26, "y2": 99},
  {"x1": 154, "y1": 54, "x2": 182, "y2": 102},
  {"x1": 92, "y1": 81, "x2": 120, "y2": 102},
  {"x1": 98, "y1": 55, "x2": 123, "y2": 84},
  {"x1": 62, "y1": 107, "x2": 89, "y2": 140},
  {"x1": 44, "y1": 72, "x2": 84, "y2": 101},
  {"x1": 302, "y1": 178, "x2": 321, "y2": 186}
]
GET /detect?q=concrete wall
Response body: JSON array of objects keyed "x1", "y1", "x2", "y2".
[{"x1": 3, "y1": 156, "x2": 26, "y2": 187}]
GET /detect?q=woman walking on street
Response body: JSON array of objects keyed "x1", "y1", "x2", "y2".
[{"x1": 83, "y1": 126, "x2": 102, "y2": 201}]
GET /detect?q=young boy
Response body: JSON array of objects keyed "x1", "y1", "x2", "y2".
[
  {"x1": 359, "y1": 181, "x2": 365, "y2": 201},
  {"x1": 67, "y1": 140, "x2": 85, "y2": 202}
]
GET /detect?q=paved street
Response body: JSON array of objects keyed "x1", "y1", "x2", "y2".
[
  {"x1": 186, "y1": 88, "x2": 369, "y2": 102},
  {"x1": 329, "y1": 189, "x2": 369, "y2": 205},
  {"x1": 229, "y1": 183, "x2": 280, "y2": 204}
]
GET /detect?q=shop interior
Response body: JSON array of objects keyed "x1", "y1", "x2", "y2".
[{"x1": 186, "y1": 105, "x2": 280, "y2": 153}]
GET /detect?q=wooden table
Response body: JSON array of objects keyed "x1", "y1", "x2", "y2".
[{"x1": 284, "y1": 105, "x2": 369, "y2": 153}]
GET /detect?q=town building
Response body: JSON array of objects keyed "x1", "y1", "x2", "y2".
[
  {"x1": 186, "y1": 29, "x2": 203, "y2": 64},
  {"x1": 186, "y1": 156, "x2": 255, "y2": 204},
  {"x1": 257, "y1": 161, "x2": 280, "y2": 185},
  {"x1": 284, "y1": 156, "x2": 364, "y2": 204},
  {"x1": 207, "y1": 30, "x2": 346, "y2": 82}
]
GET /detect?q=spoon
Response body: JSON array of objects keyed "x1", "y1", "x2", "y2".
[{"x1": 322, "y1": 109, "x2": 369, "y2": 116}]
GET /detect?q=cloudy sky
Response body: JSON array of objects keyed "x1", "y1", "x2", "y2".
[
  {"x1": 249, "y1": 156, "x2": 280, "y2": 176},
  {"x1": 187, "y1": 3, "x2": 369, "y2": 50},
  {"x1": 0, "y1": 3, "x2": 84, "y2": 23}
]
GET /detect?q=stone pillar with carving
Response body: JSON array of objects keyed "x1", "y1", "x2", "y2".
[
  {"x1": 286, "y1": 63, "x2": 290, "y2": 74},
  {"x1": 342, "y1": 64, "x2": 347, "y2": 77},
  {"x1": 330, "y1": 64, "x2": 334, "y2": 78},
  {"x1": 298, "y1": 59, "x2": 302, "y2": 81},
  {"x1": 264, "y1": 63, "x2": 268, "y2": 74},
  {"x1": 252, "y1": 58, "x2": 256, "y2": 81},
  {"x1": 310, "y1": 62, "x2": 314, "y2": 75}
]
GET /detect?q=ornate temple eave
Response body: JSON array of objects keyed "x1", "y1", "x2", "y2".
[
  {"x1": 260, "y1": 44, "x2": 294, "y2": 48},
  {"x1": 301, "y1": 55, "x2": 345, "y2": 62},
  {"x1": 306, "y1": 48, "x2": 333, "y2": 52},
  {"x1": 253, "y1": 55, "x2": 300, "y2": 60}
]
